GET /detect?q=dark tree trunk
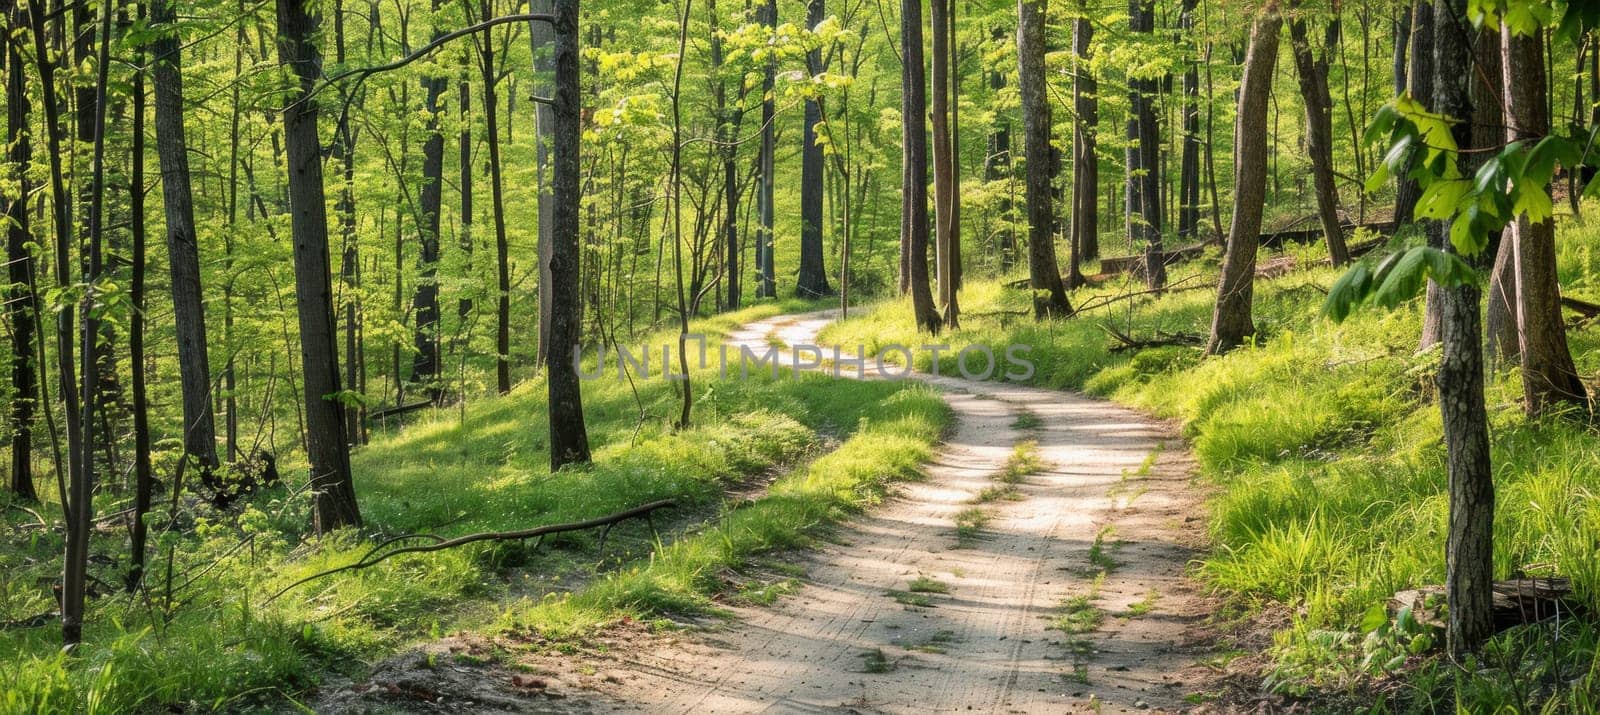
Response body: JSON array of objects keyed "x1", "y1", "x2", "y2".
[
  {"x1": 758, "y1": 0, "x2": 777, "y2": 298},
  {"x1": 458, "y1": 68, "x2": 473, "y2": 322},
  {"x1": 1176, "y1": 0, "x2": 1201, "y2": 243},
  {"x1": 987, "y1": 27, "x2": 1016, "y2": 271},
  {"x1": 1207, "y1": 3, "x2": 1282, "y2": 354},
  {"x1": 333, "y1": 0, "x2": 365, "y2": 445},
  {"x1": 1394, "y1": 0, "x2": 1432, "y2": 225},
  {"x1": 1484, "y1": 237, "x2": 1518, "y2": 367},
  {"x1": 1501, "y1": 28, "x2": 1589, "y2": 415},
  {"x1": 1287, "y1": 7, "x2": 1350, "y2": 265},
  {"x1": 1431, "y1": 0, "x2": 1493, "y2": 657},
  {"x1": 796, "y1": 0, "x2": 832, "y2": 298},
  {"x1": 930, "y1": 0, "x2": 957, "y2": 325},
  {"x1": 151, "y1": 0, "x2": 221, "y2": 473},
  {"x1": 127, "y1": 35, "x2": 153, "y2": 590},
  {"x1": 275, "y1": 0, "x2": 362, "y2": 532},
  {"x1": 1019, "y1": 0, "x2": 1071, "y2": 319},
  {"x1": 64, "y1": 0, "x2": 113, "y2": 647},
  {"x1": 487, "y1": 0, "x2": 512, "y2": 394},
  {"x1": 4, "y1": 11, "x2": 38, "y2": 500},
  {"x1": 1072, "y1": 12, "x2": 1098, "y2": 265},
  {"x1": 27, "y1": 0, "x2": 83, "y2": 518},
  {"x1": 409, "y1": 0, "x2": 447, "y2": 402},
  {"x1": 547, "y1": 0, "x2": 591, "y2": 470},
  {"x1": 711, "y1": 0, "x2": 741, "y2": 311},
  {"x1": 903, "y1": 0, "x2": 941, "y2": 332},
  {"x1": 1130, "y1": 0, "x2": 1164, "y2": 288},
  {"x1": 531, "y1": 0, "x2": 553, "y2": 368},
  {"x1": 1392, "y1": 4, "x2": 1410, "y2": 94}
]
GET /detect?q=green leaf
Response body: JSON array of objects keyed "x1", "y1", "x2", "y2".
[
  {"x1": 1372, "y1": 247, "x2": 1431, "y2": 309},
  {"x1": 1514, "y1": 186, "x2": 1554, "y2": 224},
  {"x1": 1525, "y1": 136, "x2": 1578, "y2": 186},
  {"x1": 1359, "y1": 602, "x2": 1389, "y2": 633},
  {"x1": 1323, "y1": 262, "x2": 1374, "y2": 323},
  {"x1": 1416, "y1": 179, "x2": 1469, "y2": 220}
]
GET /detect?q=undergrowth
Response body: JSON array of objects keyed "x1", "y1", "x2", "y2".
[{"x1": 820, "y1": 215, "x2": 1600, "y2": 711}]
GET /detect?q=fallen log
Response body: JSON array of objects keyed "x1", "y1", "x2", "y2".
[
  {"x1": 1101, "y1": 324, "x2": 1206, "y2": 352},
  {"x1": 367, "y1": 400, "x2": 435, "y2": 422},
  {"x1": 266, "y1": 499, "x2": 677, "y2": 603},
  {"x1": 1561, "y1": 295, "x2": 1600, "y2": 319},
  {"x1": 1391, "y1": 578, "x2": 1579, "y2": 632}
]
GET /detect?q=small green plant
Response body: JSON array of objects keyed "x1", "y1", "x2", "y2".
[
  {"x1": 971, "y1": 484, "x2": 1022, "y2": 503},
  {"x1": 1126, "y1": 590, "x2": 1160, "y2": 617},
  {"x1": 954, "y1": 508, "x2": 990, "y2": 541},
  {"x1": 907, "y1": 576, "x2": 951, "y2": 594},
  {"x1": 860, "y1": 648, "x2": 895, "y2": 673},
  {"x1": 1053, "y1": 594, "x2": 1105, "y2": 634},
  {"x1": 888, "y1": 590, "x2": 935, "y2": 608},
  {"x1": 1087, "y1": 526, "x2": 1119, "y2": 573},
  {"x1": 1011, "y1": 412, "x2": 1042, "y2": 430},
  {"x1": 997, "y1": 441, "x2": 1042, "y2": 484},
  {"x1": 910, "y1": 630, "x2": 959, "y2": 654}
]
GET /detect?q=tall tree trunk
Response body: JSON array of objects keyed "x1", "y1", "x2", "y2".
[
  {"x1": 4, "y1": 9, "x2": 38, "y2": 501},
  {"x1": 410, "y1": 0, "x2": 447, "y2": 402},
  {"x1": 1502, "y1": 27, "x2": 1589, "y2": 415},
  {"x1": 1019, "y1": 0, "x2": 1071, "y2": 319},
  {"x1": 487, "y1": 0, "x2": 512, "y2": 394},
  {"x1": 275, "y1": 0, "x2": 362, "y2": 532},
  {"x1": 1287, "y1": 6, "x2": 1350, "y2": 265},
  {"x1": 1394, "y1": 0, "x2": 1432, "y2": 225},
  {"x1": 64, "y1": 0, "x2": 113, "y2": 646},
  {"x1": 1392, "y1": 4, "x2": 1409, "y2": 94},
  {"x1": 333, "y1": 0, "x2": 364, "y2": 445},
  {"x1": 1206, "y1": 3, "x2": 1281, "y2": 354},
  {"x1": 758, "y1": 0, "x2": 777, "y2": 298},
  {"x1": 796, "y1": 0, "x2": 833, "y2": 298},
  {"x1": 1484, "y1": 237, "x2": 1519, "y2": 367},
  {"x1": 27, "y1": 0, "x2": 83, "y2": 519},
  {"x1": 900, "y1": 0, "x2": 941, "y2": 332},
  {"x1": 458, "y1": 67, "x2": 473, "y2": 323},
  {"x1": 1176, "y1": 0, "x2": 1201, "y2": 242},
  {"x1": 711, "y1": 0, "x2": 741, "y2": 310},
  {"x1": 1431, "y1": 0, "x2": 1493, "y2": 656},
  {"x1": 531, "y1": 0, "x2": 554, "y2": 368},
  {"x1": 151, "y1": 0, "x2": 221, "y2": 474},
  {"x1": 1130, "y1": 0, "x2": 1165, "y2": 288},
  {"x1": 987, "y1": 27, "x2": 1016, "y2": 271},
  {"x1": 127, "y1": 33, "x2": 153, "y2": 589},
  {"x1": 1071, "y1": 14, "x2": 1099, "y2": 278},
  {"x1": 547, "y1": 0, "x2": 591, "y2": 469},
  {"x1": 930, "y1": 0, "x2": 957, "y2": 325}
]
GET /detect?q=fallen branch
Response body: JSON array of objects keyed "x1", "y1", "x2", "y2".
[
  {"x1": 367, "y1": 400, "x2": 434, "y2": 421},
  {"x1": 1101, "y1": 324, "x2": 1206, "y2": 352},
  {"x1": 1561, "y1": 295, "x2": 1600, "y2": 319},
  {"x1": 266, "y1": 499, "x2": 677, "y2": 603}
]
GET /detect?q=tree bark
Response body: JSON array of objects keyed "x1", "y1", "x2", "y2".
[
  {"x1": 275, "y1": 0, "x2": 362, "y2": 532},
  {"x1": 930, "y1": 0, "x2": 957, "y2": 325},
  {"x1": 1207, "y1": 3, "x2": 1282, "y2": 354},
  {"x1": 531, "y1": 0, "x2": 554, "y2": 369},
  {"x1": 4, "y1": 9, "x2": 37, "y2": 500},
  {"x1": 1287, "y1": 6, "x2": 1350, "y2": 265},
  {"x1": 1501, "y1": 27, "x2": 1589, "y2": 415},
  {"x1": 151, "y1": 0, "x2": 221, "y2": 473},
  {"x1": 547, "y1": 0, "x2": 591, "y2": 469},
  {"x1": 758, "y1": 0, "x2": 778, "y2": 298},
  {"x1": 410, "y1": 0, "x2": 447, "y2": 402},
  {"x1": 1130, "y1": 0, "x2": 1165, "y2": 288},
  {"x1": 1176, "y1": 0, "x2": 1201, "y2": 243},
  {"x1": 486, "y1": 0, "x2": 511, "y2": 394},
  {"x1": 1019, "y1": 0, "x2": 1071, "y2": 319},
  {"x1": 1393, "y1": 0, "x2": 1431, "y2": 226},
  {"x1": 987, "y1": 27, "x2": 1016, "y2": 271},
  {"x1": 127, "y1": 35, "x2": 153, "y2": 589},
  {"x1": 1071, "y1": 12, "x2": 1099, "y2": 270},
  {"x1": 796, "y1": 0, "x2": 833, "y2": 298},
  {"x1": 1431, "y1": 0, "x2": 1493, "y2": 657},
  {"x1": 903, "y1": 0, "x2": 941, "y2": 332}
]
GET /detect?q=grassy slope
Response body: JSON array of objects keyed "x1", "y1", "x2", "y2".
[
  {"x1": 821, "y1": 223, "x2": 1600, "y2": 711},
  {"x1": 0, "y1": 302, "x2": 949, "y2": 714}
]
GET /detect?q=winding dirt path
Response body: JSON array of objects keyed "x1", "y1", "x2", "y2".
[
  {"x1": 554, "y1": 311, "x2": 1227, "y2": 713},
  {"x1": 310, "y1": 311, "x2": 1232, "y2": 714}
]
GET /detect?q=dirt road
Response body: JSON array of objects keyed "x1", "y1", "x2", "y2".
[
  {"x1": 313, "y1": 311, "x2": 1229, "y2": 714},
  {"x1": 558, "y1": 312, "x2": 1225, "y2": 713}
]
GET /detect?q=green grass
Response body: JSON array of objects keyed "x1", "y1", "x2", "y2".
[
  {"x1": 818, "y1": 212, "x2": 1600, "y2": 710},
  {"x1": 907, "y1": 575, "x2": 951, "y2": 594},
  {"x1": 0, "y1": 301, "x2": 951, "y2": 713},
  {"x1": 953, "y1": 507, "x2": 990, "y2": 541},
  {"x1": 888, "y1": 590, "x2": 935, "y2": 608},
  {"x1": 997, "y1": 440, "x2": 1042, "y2": 484}
]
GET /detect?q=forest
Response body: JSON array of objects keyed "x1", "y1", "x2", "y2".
[{"x1": 3, "y1": 0, "x2": 1600, "y2": 710}]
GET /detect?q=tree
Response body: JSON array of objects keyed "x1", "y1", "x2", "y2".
[
  {"x1": 275, "y1": 0, "x2": 362, "y2": 532},
  {"x1": 1018, "y1": 0, "x2": 1070, "y2": 319},
  {"x1": 796, "y1": 0, "x2": 833, "y2": 298},
  {"x1": 986, "y1": 27, "x2": 1017, "y2": 271},
  {"x1": 1207, "y1": 1, "x2": 1282, "y2": 354},
  {"x1": 1176, "y1": 0, "x2": 1201, "y2": 243},
  {"x1": 930, "y1": 0, "x2": 957, "y2": 326},
  {"x1": 1070, "y1": 8, "x2": 1098, "y2": 275},
  {"x1": 532, "y1": 0, "x2": 554, "y2": 370},
  {"x1": 128, "y1": 25, "x2": 154, "y2": 589},
  {"x1": 1393, "y1": 1, "x2": 1432, "y2": 225},
  {"x1": 1129, "y1": 0, "x2": 1164, "y2": 289},
  {"x1": 547, "y1": 0, "x2": 591, "y2": 469},
  {"x1": 1501, "y1": 26, "x2": 1588, "y2": 415},
  {"x1": 151, "y1": 0, "x2": 222, "y2": 475},
  {"x1": 1287, "y1": 3, "x2": 1351, "y2": 265},
  {"x1": 410, "y1": 0, "x2": 448, "y2": 403},
  {"x1": 757, "y1": 0, "x2": 778, "y2": 299},
  {"x1": 4, "y1": 5, "x2": 37, "y2": 501},
  {"x1": 903, "y1": 0, "x2": 941, "y2": 332},
  {"x1": 486, "y1": 0, "x2": 513, "y2": 394}
]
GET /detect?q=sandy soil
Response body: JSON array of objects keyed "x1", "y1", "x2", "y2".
[{"x1": 309, "y1": 311, "x2": 1239, "y2": 714}]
